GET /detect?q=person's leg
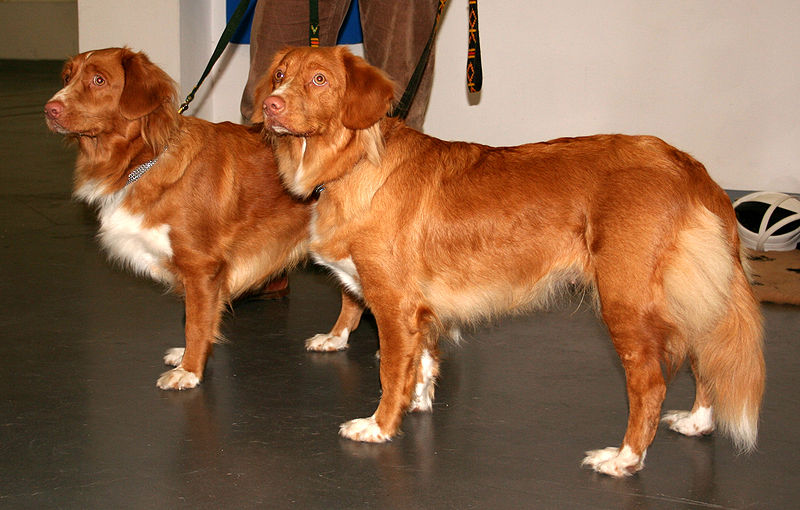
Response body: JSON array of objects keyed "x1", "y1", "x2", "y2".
[
  {"x1": 359, "y1": 0, "x2": 441, "y2": 130},
  {"x1": 241, "y1": 0, "x2": 350, "y2": 120}
]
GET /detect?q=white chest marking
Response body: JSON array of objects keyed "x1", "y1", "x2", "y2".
[
  {"x1": 313, "y1": 253, "x2": 362, "y2": 298},
  {"x1": 77, "y1": 182, "x2": 174, "y2": 283},
  {"x1": 294, "y1": 138, "x2": 307, "y2": 192},
  {"x1": 308, "y1": 203, "x2": 362, "y2": 297}
]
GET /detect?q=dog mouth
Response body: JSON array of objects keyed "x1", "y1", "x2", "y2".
[
  {"x1": 263, "y1": 113, "x2": 311, "y2": 138},
  {"x1": 45, "y1": 117, "x2": 71, "y2": 135},
  {"x1": 262, "y1": 110, "x2": 291, "y2": 135},
  {"x1": 45, "y1": 114, "x2": 100, "y2": 138},
  {"x1": 268, "y1": 121, "x2": 293, "y2": 135}
]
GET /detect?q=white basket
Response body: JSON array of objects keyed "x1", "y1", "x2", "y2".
[{"x1": 732, "y1": 191, "x2": 800, "y2": 251}]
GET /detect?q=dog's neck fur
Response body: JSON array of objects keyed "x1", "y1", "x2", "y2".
[
  {"x1": 73, "y1": 114, "x2": 177, "y2": 204},
  {"x1": 272, "y1": 119, "x2": 388, "y2": 201}
]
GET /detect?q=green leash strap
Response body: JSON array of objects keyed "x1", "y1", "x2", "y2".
[
  {"x1": 389, "y1": 0, "x2": 448, "y2": 119},
  {"x1": 309, "y1": 0, "x2": 320, "y2": 47},
  {"x1": 178, "y1": 0, "x2": 253, "y2": 114}
]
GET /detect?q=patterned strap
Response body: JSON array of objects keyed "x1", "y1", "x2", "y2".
[
  {"x1": 306, "y1": 0, "x2": 482, "y2": 119},
  {"x1": 467, "y1": 0, "x2": 482, "y2": 93},
  {"x1": 309, "y1": 0, "x2": 320, "y2": 47}
]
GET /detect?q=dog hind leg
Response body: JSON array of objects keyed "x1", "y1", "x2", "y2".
[
  {"x1": 306, "y1": 290, "x2": 365, "y2": 351},
  {"x1": 409, "y1": 347, "x2": 439, "y2": 412},
  {"x1": 662, "y1": 355, "x2": 715, "y2": 436},
  {"x1": 582, "y1": 294, "x2": 669, "y2": 477}
]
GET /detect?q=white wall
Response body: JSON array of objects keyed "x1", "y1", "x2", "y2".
[
  {"x1": 74, "y1": 0, "x2": 800, "y2": 193},
  {"x1": 78, "y1": 0, "x2": 181, "y2": 77},
  {"x1": 426, "y1": 0, "x2": 800, "y2": 193}
]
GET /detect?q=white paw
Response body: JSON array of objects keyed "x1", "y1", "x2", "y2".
[
  {"x1": 339, "y1": 416, "x2": 391, "y2": 443},
  {"x1": 163, "y1": 347, "x2": 184, "y2": 367},
  {"x1": 305, "y1": 328, "x2": 350, "y2": 351},
  {"x1": 409, "y1": 349, "x2": 436, "y2": 412},
  {"x1": 582, "y1": 446, "x2": 645, "y2": 477},
  {"x1": 662, "y1": 406, "x2": 714, "y2": 436},
  {"x1": 156, "y1": 367, "x2": 200, "y2": 390}
]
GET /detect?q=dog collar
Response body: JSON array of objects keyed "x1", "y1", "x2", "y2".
[{"x1": 126, "y1": 147, "x2": 167, "y2": 186}]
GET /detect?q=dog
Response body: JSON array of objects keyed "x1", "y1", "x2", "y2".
[
  {"x1": 252, "y1": 46, "x2": 765, "y2": 477},
  {"x1": 43, "y1": 47, "x2": 322, "y2": 390}
]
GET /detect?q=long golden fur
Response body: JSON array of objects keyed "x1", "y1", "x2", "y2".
[
  {"x1": 253, "y1": 46, "x2": 765, "y2": 477},
  {"x1": 44, "y1": 47, "x2": 314, "y2": 389}
]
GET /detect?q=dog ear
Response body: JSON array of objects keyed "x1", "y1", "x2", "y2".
[
  {"x1": 119, "y1": 49, "x2": 177, "y2": 120},
  {"x1": 340, "y1": 49, "x2": 395, "y2": 130}
]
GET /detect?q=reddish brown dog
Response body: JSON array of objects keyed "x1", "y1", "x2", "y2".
[
  {"x1": 44, "y1": 47, "x2": 320, "y2": 389},
  {"x1": 253, "y1": 46, "x2": 765, "y2": 477}
]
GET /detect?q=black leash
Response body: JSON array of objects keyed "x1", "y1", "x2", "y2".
[
  {"x1": 178, "y1": 0, "x2": 253, "y2": 114},
  {"x1": 389, "y1": 0, "x2": 448, "y2": 119},
  {"x1": 389, "y1": 0, "x2": 483, "y2": 119},
  {"x1": 178, "y1": 0, "x2": 483, "y2": 118}
]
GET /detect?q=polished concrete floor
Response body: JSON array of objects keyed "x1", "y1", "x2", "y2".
[{"x1": 2, "y1": 59, "x2": 800, "y2": 509}]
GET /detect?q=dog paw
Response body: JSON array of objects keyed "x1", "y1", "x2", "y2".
[
  {"x1": 582, "y1": 446, "x2": 644, "y2": 477},
  {"x1": 305, "y1": 329, "x2": 349, "y2": 351},
  {"x1": 163, "y1": 347, "x2": 185, "y2": 367},
  {"x1": 662, "y1": 407, "x2": 714, "y2": 436},
  {"x1": 156, "y1": 367, "x2": 200, "y2": 390},
  {"x1": 339, "y1": 416, "x2": 391, "y2": 443}
]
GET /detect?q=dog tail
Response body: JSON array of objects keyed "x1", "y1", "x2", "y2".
[{"x1": 663, "y1": 205, "x2": 765, "y2": 452}]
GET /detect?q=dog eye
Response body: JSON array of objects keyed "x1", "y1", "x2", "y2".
[
  {"x1": 63, "y1": 74, "x2": 71, "y2": 85},
  {"x1": 274, "y1": 69, "x2": 284, "y2": 82},
  {"x1": 312, "y1": 73, "x2": 327, "y2": 86},
  {"x1": 92, "y1": 75, "x2": 105, "y2": 86}
]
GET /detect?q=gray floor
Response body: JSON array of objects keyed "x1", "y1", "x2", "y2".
[{"x1": 2, "y1": 59, "x2": 799, "y2": 509}]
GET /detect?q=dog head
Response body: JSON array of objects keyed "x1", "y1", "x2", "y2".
[
  {"x1": 252, "y1": 46, "x2": 396, "y2": 136},
  {"x1": 44, "y1": 47, "x2": 178, "y2": 154}
]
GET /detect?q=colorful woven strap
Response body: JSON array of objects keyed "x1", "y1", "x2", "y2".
[
  {"x1": 306, "y1": 0, "x2": 482, "y2": 119},
  {"x1": 467, "y1": 0, "x2": 482, "y2": 93},
  {"x1": 309, "y1": 0, "x2": 320, "y2": 47}
]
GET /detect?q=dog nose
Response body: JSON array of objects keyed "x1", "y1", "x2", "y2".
[
  {"x1": 45, "y1": 101, "x2": 63, "y2": 119},
  {"x1": 264, "y1": 95, "x2": 285, "y2": 115}
]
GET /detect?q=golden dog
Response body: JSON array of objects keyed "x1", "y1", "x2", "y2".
[
  {"x1": 253, "y1": 46, "x2": 764, "y2": 477},
  {"x1": 44, "y1": 48, "x2": 321, "y2": 389}
]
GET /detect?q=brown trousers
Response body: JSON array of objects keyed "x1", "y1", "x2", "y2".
[{"x1": 240, "y1": 0, "x2": 440, "y2": 130}]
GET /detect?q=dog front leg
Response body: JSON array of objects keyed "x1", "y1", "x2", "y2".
[
  {"x1": 339, "y1": 304, "x2": 431, "y2": 442},
  {"x1": 306, "y1": 290, "x2": 364, "y2": 351},
  {"x1": 157, "y1": 272, "x2": 223, "y2": 390}
]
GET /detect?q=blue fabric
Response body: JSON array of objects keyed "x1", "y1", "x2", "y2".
[
  {"x1": 337, "y1": 0, "x2": 363, "y2": 44},
  {"x1": 227, "y1": 0, "x2": 257, "y2": 45},
  {"x1": 226, "y1": 0, "x2": 363, "y2": 45}
]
